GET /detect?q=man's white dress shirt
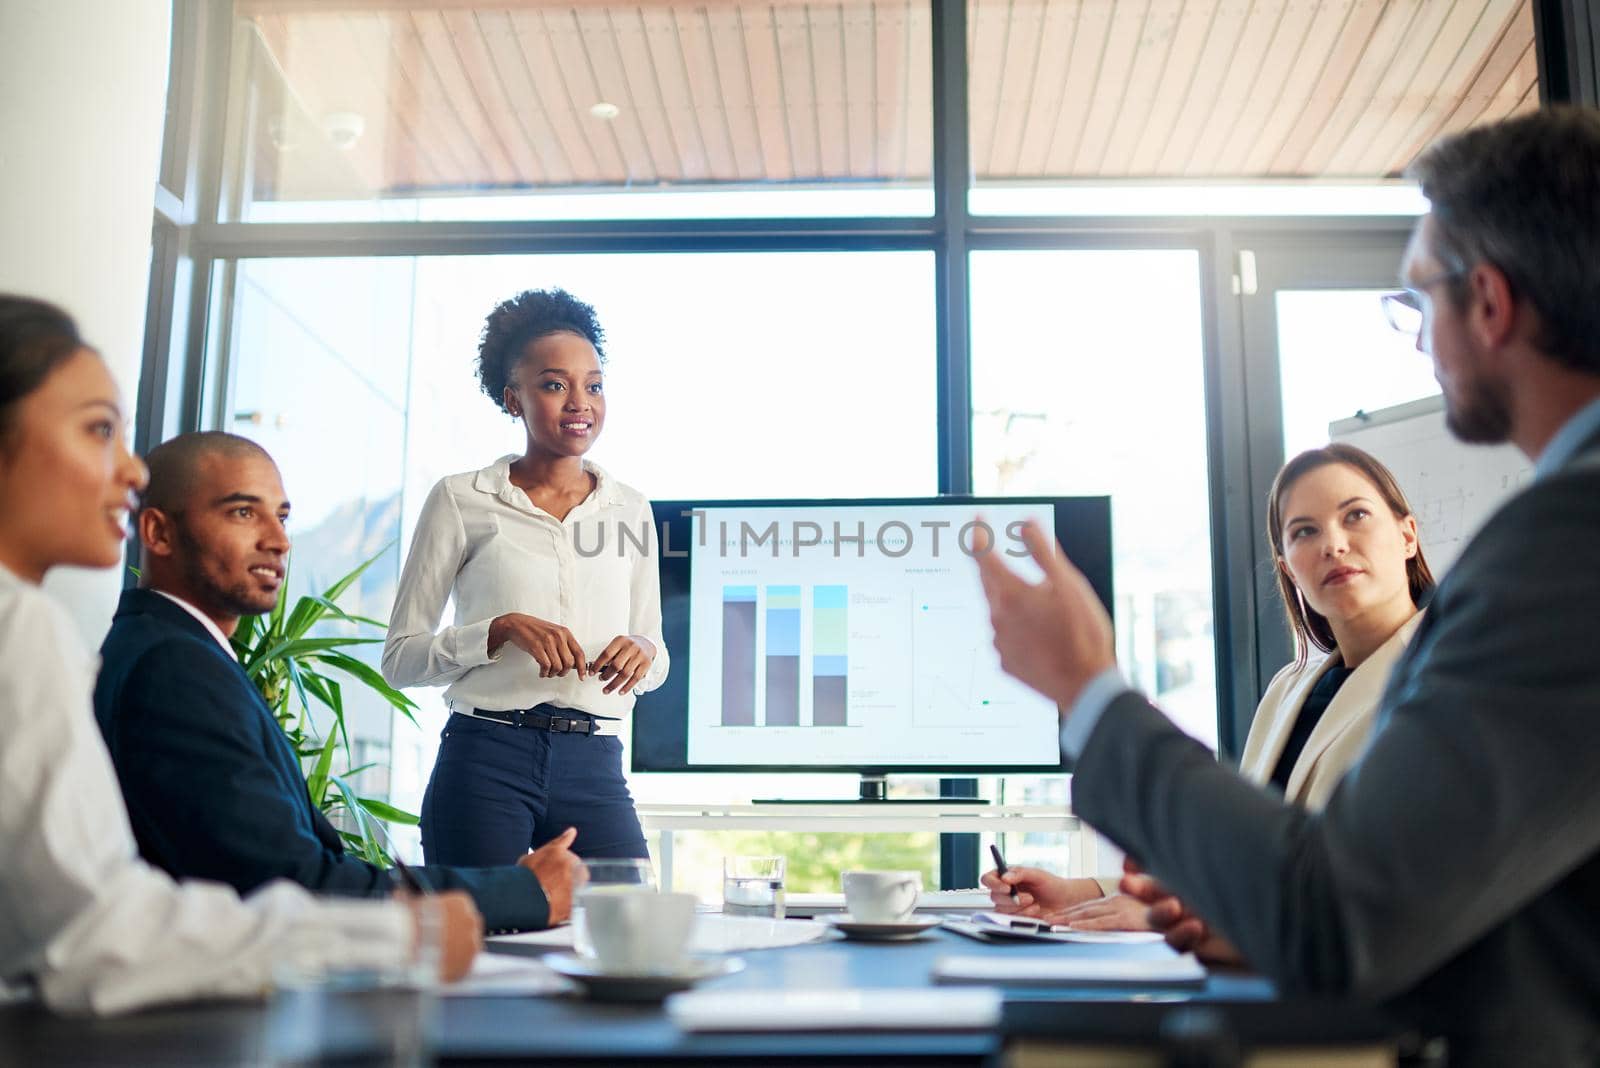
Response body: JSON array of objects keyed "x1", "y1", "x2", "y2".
[
  {"x1": 0, "y1": 564, "x2": 410, "y2": 1015},
  {"x1": 383, "y1": 458, "x2": 669, "y2": 736}
]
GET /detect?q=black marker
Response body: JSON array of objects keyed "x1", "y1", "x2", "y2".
[{"x1": 989, "y1": 843, "x2": 1018, "y2": 901}]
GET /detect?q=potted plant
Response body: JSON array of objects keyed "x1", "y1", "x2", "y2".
[{"x1": 229, "y1": 548, "x2": 419, "y2": 865}]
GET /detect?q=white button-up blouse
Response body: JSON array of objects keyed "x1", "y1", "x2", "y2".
[
  {"x1": 0, "y1": 565, "x2": 409, "y2": 1015},
  {"x1": 382, "y1": 458, "x2": 669, "y2": 735}
]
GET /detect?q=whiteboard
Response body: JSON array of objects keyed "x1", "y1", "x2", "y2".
[{"x1": 1330, "y1": 395, "x2": 1532, "y2": 576}]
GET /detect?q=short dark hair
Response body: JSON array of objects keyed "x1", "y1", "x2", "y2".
[
  {"x1": 476, "y1": 289, "x2": 606, "y2": 412},
  {"x1": 1407, "y1": 107, "x2": 1600, "y2": 376},
  {"x1": 142, "y1": 431, "x2": 273, "y2": 516},
  {"x1": 1266, "y1": 443, "x2": 1436, "y2": 666},
  {"x1": 0, "y1": 295, "x2": 87, "y2": 445}
]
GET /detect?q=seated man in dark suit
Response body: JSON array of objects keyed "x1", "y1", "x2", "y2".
[
  {"x1": 979, "y1": 107, "x2": 1600, "y2": 1066},
  {"x1": 94, "y1": 431, "x2": 578, "y2": 932}
]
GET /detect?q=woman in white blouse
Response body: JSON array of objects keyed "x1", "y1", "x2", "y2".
[
  {"x1": 384, "y1": 289, "x2": 668, "y2": 867},
  {"x1": 0, "y1": 295, "x2": 479, "y2": 1014}
]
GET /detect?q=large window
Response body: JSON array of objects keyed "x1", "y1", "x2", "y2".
[
  {"x1": 150, "y1": 0, "x2": 1555, "y2": 890},
  {"x1": 969, "y1": 248, "x2": 1211, "y2": 876},
  {"x1": 226, "y1": 249, "x2": 938, "y2": 875}
]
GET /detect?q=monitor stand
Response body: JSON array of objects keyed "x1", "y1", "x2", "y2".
[{"x1": 755, "y1": 774, "x2": 990, "y2": 804}]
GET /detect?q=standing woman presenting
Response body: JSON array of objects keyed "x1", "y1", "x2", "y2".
[{"x1": 384, "y1": 289, "x2": 668, "y2": 866}]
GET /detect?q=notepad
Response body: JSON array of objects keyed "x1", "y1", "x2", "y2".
[
  {"x1": 932, "y1": 952, "x2": 1207, "y2": 987},
  {"x1": 666, "y1": 988, "x2": 1004, "y2": 1031}
]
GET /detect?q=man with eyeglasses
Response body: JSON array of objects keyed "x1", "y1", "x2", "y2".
[{"x1": 977, "y1": 107, "x2": 1600, "y2": 1066}]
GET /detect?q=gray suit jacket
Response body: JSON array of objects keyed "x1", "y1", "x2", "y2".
[{"x1": 1071, "y1": 425, "x2": 1600, "y2": 1066}]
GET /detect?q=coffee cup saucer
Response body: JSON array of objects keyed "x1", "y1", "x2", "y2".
[
  {"x1": 820, "y1": 914, "x2": 942, "y2": 941},
  {"x1": 545, "y1": 953, "x2": 744, "y2": 1002}
]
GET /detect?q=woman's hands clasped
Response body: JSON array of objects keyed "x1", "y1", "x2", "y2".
[
  {"x1": 488, "y1": 614, "x2": 655, "y2": 693},
  {"x1": 489, "y1": 613, "x2": 589, "y2": 678},
  {"x1": 591, "y1": 634, "x2": 656, "y2": 695}
]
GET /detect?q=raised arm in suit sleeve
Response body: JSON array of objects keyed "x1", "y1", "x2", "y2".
[
  {"x1": 382, "y1": 479, "x2": 495, "y2": 689},
  {"x1": 1068, "y1": 477, "x2": 1600, "y2": 1000},
  {"x1": 104, "y1": 641, "x2": 548, "y2": 931}
]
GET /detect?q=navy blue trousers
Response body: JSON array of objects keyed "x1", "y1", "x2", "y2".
[{"x1": 420, "y1": 711, "x2": 648, "y2": 866}]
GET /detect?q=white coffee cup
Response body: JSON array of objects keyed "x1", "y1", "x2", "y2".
[
  {"x1": 576, "y1": 887, "x2": 698, "y2": 975},
  {"x1": 841, "y1": 870, "x2": 922, "y2": 924}
]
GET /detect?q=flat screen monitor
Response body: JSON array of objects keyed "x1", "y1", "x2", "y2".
[{"x1": 631, "y1": 497, "x2": 1113, "y2": 775}]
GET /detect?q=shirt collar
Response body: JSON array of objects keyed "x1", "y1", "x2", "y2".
[
  {"x1": 472, "y1": 455, "x2": 621, "y2": 513},
  {"x1": 151, "y1": 589, "x2": 238, "y2": 660},
  {"x1": 1534, "y1": 394, "x2": 1600, "y2": 480}
]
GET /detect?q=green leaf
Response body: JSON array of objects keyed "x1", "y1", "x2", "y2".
[
  {"x1": 320, "y1": 543, "x2": 394, "y2": 607},
  {"x1": 305, "y1": 730, "x2": 338, "y2": 810},
  {"x1": 305, "y1": 596, "x2": 388, "y2": 630},
  {"x1": 308, "y1": 651, "x2": 419, "y2": 721},
  {"x1": 247, "y1": 635, "x2": 383, "y2": 674},
  {"x1": 268, "y1": 556, "x2": 290, "y2": 633},
  {"x1": 356, "y1": 797, "x2": 420, "y2": 825}
]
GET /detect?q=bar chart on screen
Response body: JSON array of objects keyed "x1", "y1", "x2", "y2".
[{"x1": 684, "y1": 503, "x2": 1063, "y2": 767}]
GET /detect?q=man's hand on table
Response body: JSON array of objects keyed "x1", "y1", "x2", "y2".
[{"x1": 519, "y1": 826, "x2": 585, "y2": 926}]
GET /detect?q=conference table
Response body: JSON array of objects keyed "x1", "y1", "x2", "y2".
[{"x1": 0, "y1": 919, "x2": 1407, "y2": 1067}]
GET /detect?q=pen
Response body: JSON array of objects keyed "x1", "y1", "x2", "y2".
[
  {"x1": 988, "y1": 843, "x2": 1018, "y2": 901},
  {"x1": 392, "y1": 855, "x2": 429, "y2": 895}
]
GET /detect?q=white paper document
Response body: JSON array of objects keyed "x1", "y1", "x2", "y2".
[
  {"x1": 933, "y1": 952, "x2": 1207, "y2": 986},
  {"x1": 490, "y1": 914, "x2": 831, "y2": 954},
  {"x1": 667, "y1": 987, "x2": 1004, "y2": 1031},
  {"x1": 441, "y1": 952, "x2": 577, "y2": 998}
]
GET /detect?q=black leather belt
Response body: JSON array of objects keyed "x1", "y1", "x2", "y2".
[{"x1": 469, "y1": 707, "x2": 599, "y2": 735}]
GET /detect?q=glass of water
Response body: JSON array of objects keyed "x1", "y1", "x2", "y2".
[
  {"x1": 722, "y1": 855, "x2": 786, "y2": 918},
  {"x1": 572, "y1": 857, "x2": 656, "y2": 960}
]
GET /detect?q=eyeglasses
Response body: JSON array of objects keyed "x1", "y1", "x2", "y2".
[{"x1": 1380, "y1": 268, "x2": 1465, "y2": 337}]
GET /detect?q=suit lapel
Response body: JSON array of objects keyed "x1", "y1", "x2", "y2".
[
  {"x1": 1284, "y1": 612, "x2": 1425, "y2": 801},
  {"x1": 1241, "y1": 654, "x2": 1337, "y2": 784},
  {"x1": 121, "y1": 591, "x2": 346, "y2": 855}
]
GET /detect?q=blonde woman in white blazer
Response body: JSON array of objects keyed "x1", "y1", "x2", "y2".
[{"x1": 984, "y1": 443, "x2": 1436, "y2": 932}]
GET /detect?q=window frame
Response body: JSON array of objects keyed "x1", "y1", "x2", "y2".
[{"x1": 145, "y1": 0, "x2": 1494, "y2": 888}]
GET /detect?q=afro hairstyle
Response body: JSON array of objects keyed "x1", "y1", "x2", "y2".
[{"x1": 476, "y1": 288, "x2": 607, "y2": 412}]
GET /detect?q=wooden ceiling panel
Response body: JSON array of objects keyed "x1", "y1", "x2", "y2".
[
  {"x1": 967, "y1": 0, "x2": 1010, "y2": 176},
  {"x1": 1008, "y1": 0, "x2": 1082, "y2": 177},
  {"x1": 1268, "y1": 0, "x2": 1389, "y2": 175},
  {"x1": 439, "y1": 10, "x2": 548, "y2": 183},
  {"x1": 1354, "y1": 0, "x2": 1515, "y2": 175},
  {"x1": 901, "y1": 2, "x2": 934, "y2": 178},
  {"x1": 806, "y1": 4, "x2": 850, "y2": 177},
  {"x1": 1237, "y1": 0, "x2": 1361, "y2": 175},
  {"x1": 700, "y1": 6, "x2": 767, "y2": 179},
  {"x1": 475, "y1": 9, "x2": 571, "y2": 182},
  {"x1": 841, "y1": 4, "x2": 877, "y2": 177},
  {"x1": 740, "y1": 4, "x2": 796, "y2": 179},
  {"x1": 1039, "y1": 0, "x2": 1116, "y2": 173},
  {"x1": 1124, "y1": 0, "x2": 1221, "y2": 174},
  {"x1": 1069, "y1": 0, "x2": 1153, "y2": 173},
  {"x1": 1147, "y1": 0, "x2": 1252, "y2": 174},
  {"x1": 640, "y1": 7, "x2": 711, "y2": 181},
  {"x1": 1093, "y1": 0, "x2": 1186, "y2": 175},
  {"x1": 412, "y1": 10, "x2": 520, "y2": 185},
  {"x1": 1179, "y1": 1, "x2": 1289, "y2": 174},
  {"x1": 1206, "y1": 0, "x2": 1320, "y2": 174},
  {"x1": 241, "y1": 0, "x2": 1542, "y2": 201},
  {"x1": 1323, "y1": 0, "x2": 1457, "y2": 174}
]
